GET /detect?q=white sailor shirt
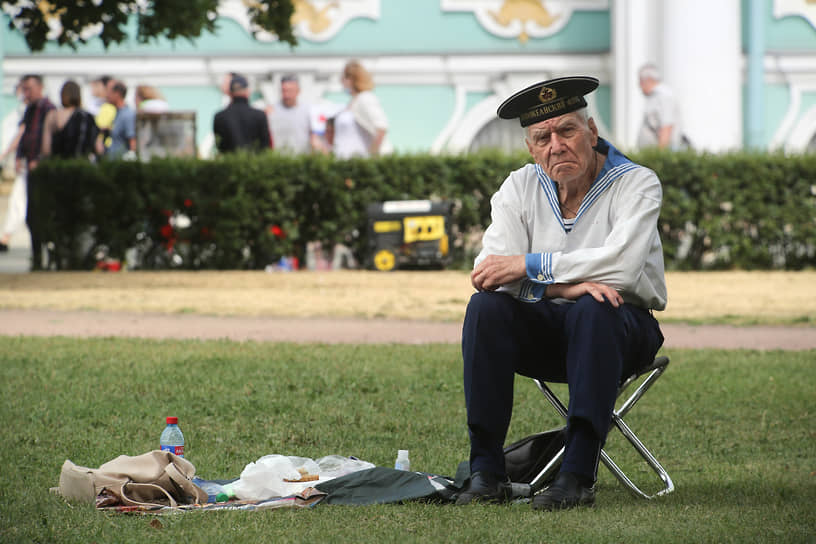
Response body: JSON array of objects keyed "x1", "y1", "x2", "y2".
[{"x1": 475, "y1": 138, "x2": 667, "y2": 311}]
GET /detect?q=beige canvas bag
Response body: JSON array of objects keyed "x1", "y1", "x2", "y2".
[{"x1": 58, "y1": 450, "x2": 207, "y2": 507}]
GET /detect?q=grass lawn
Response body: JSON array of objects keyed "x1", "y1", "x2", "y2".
[
  {"x1": 1, "y1": 270, "x2": 815, "y2": 325},
  {"x1": 1, "y1": 337, "x2": 813, "y2": 543}
]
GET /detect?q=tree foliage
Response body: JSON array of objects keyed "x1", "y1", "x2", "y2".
[{"x1": 1, "y1": 0, "x2": 296, "y2": 52}]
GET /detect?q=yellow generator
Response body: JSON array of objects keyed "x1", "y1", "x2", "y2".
[{"x1": 367, "y1": 200, "x2": 453, "y2": 271}]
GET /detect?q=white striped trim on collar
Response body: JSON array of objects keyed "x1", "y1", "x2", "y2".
[{"x1": 534, "y1": 162, "x2": 641, "y2": 232}]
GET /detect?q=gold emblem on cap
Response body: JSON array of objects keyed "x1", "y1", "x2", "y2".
[{"x1": 538, "y1": 86, "x2": 557, "y2": 103}]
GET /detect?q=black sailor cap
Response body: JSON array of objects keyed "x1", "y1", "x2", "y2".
[{"x1": 497, "y1": 76, "x2": 599, "y2": 127}]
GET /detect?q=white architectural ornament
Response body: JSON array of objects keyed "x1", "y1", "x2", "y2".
[
  {"x1": 441, "y1": 73, "x2": 611, "y2": 153},
  {"x1": 218, "y1": 0, "x2": 380, "y2": 43},
  {"x1": 441, "y1": 0, "x2": 608, "y2": 42},
  {"x1": 773, "y1": 0, "x2": 816, "y2": 30},
  {"x1": 771, "y1": 78, "x2": 816, "y2": 152}
]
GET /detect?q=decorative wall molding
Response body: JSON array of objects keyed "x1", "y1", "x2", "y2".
[
  {"x1": 440, "y1": 72, "x2": 610, "y2": 153},
  {"x1": 770, "y1": 81, "x2": 816, "y2": 151},
  {"x1": 218, "y1": 0, "x2": 380, "y2": 43},
  {"x1": 773, "y1": 0, "x2": 816, "y2": 30},
  {"x1": 786, "y1": 103, "x2": 816, "y2": 151},
  {"x1": 440, "y1": 0, "x2": 608, "y2": 42}
]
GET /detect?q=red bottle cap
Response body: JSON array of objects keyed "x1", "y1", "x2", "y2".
[{"x1": 166, "y1": 416, "x2": 178, "y2": 424}]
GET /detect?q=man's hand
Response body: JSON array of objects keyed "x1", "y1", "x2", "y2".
[
  {"x1": 471, "y1": 254, "x2": 526, "y2": 291},
  {"x1": 547, "y1": 281, "x2": 623, "y2": 308}
]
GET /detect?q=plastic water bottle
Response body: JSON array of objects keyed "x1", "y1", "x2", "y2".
[
  {"x1": 192, "y1": 478, "x2": 230, "y2": 503},
  {"x1": 160, "y1": 416, "x2": 185, "y2": 457},
  {"x1": 394, "y1": 449, "x2": 410, "y2": 471}
]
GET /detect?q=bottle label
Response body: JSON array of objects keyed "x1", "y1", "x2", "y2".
[{"x1": 161, "y1": 445, "x2": 184, "y2": 457}]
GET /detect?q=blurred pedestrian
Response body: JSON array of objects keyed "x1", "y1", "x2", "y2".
[
  {"x1": 135, "y1": 85, "x2": 170, "y2": 113},
  {"x1": 41, "y1": 80, "x2": 100, "y2": 160},
  {"x1": 104, "y1": 80, "x2": 137, "y2": 160},
  {"x1": 637, "y1": 63, "x2": 689, "y2": 150},
  {"x1": 213, "y1": 74, "x2": 272, "y2": 154},
  {"x1": 0, "y1": 80, "x2": 27, "y2": 253},
  {"x1": 268, "y1": 74, "x2": 315, "y2": 154},
  {"x1": 87, "y1": 75, "x2": 111, "y2": 116},
  {"x1": 92, "y1": 76, "x2": 116, "y2": 147},
  {"x1": 38, "y1": 80, "x2": 101, "y2": 268},
  {"x1": 333, "y1": 60, "x2": 389, "y2": 158},
  {"x1": 17, "y1": 74, "x2": 56, "y2": 269}
]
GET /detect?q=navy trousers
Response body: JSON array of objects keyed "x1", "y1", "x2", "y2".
[{"x1": 462, "y1": 291, "x2": 664, "y2": 481}]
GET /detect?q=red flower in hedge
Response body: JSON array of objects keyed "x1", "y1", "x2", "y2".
[
  {"x1": 160, "y1": 224, "x2": 174, "y2": 239},
  {"x1": 184, "y1": 198, "x2": 193, "y2": 208},
  {"x1": 269, "y1": 224, "x2": 285, "y2": 239}
]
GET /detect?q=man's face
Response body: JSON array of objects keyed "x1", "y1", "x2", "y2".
[
  {"x1": 280, "y1": 80, "x2": 299, "y2": 107},
  {"x1": 21, "y1": 78, "x2": 43, "y2": 104},
  {"x1": 105, "y1": 80, "x2": 118, "y2": 102},
  {"x1": 90, "y1": 80, "x2": 106, "y2": 99},
  {"x1": 221, "y1": 74, "x2": 233, "y2": 96},
  {"x1": 525, "y1": 112, "x2": 598, "y2": 185},
  {"x1": 639, "y1": 77, "x2": 655, "y2": 96}
]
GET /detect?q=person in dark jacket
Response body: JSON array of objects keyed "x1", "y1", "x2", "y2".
[
  {"x1": 41, "y1": 80, "x2": 100, "y2": 160},
  {"x1": 213, "y1": 74, "x2": 272, "y2": 154},
  {"x1": 17, "y1": 74, "x2": 56, "y2": 270}
]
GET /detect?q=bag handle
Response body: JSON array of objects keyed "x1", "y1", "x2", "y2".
[
  {"x1": 117, "y1": 482, "x2": 178, "y2": 508},
  {"x1": 165, "y1": 462, "x2": 208, "y2": 504}
]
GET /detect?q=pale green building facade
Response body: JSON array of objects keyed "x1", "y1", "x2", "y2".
[{"x1": 2, "y1": 0, "x2": 815, "y2": 155}]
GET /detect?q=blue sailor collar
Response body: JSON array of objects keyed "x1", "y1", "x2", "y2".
[{"x1": 534, "y1": 137, "x2": 639, "y2": 232}]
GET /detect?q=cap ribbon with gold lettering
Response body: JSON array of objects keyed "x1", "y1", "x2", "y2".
[{"x1": 497, "y1": 76, "x2": 599, "y2": 127}]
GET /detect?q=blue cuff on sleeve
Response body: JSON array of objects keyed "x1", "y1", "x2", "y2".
[
  {"x1": 517, "y1": 279, "x2": 548, "y2": 302},
  {"x1": 526, "y1": 252, "x2": 554, "y2": 284}
]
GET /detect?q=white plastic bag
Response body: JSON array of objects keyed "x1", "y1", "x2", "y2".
[
  {"x1": 287, "y1": 456, "x2": 320, "y2": 477},
  {"x1": 231, "y1": 455, "x2": 302, "y2": 500},
  {"x1": 315, "y1": 455, "x2": 376, "y2": 478},
  {"x1": 231, "y1": 454, "x2": 377, "y2": 501}
]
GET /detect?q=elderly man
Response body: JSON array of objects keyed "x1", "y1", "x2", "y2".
[
  {"x1": 637, "y1": 64, "x2": 685, "y2": 150},
  {"x1": 455, "y1": 76, "x2": 666, "y2": 510}
]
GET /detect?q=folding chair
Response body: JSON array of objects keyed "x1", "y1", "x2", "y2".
[{"x1": 528, "y1": 355, "x2": 675, "y2": 499}]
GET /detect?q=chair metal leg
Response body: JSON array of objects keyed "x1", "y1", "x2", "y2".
[
  {"x1": 609, "y1": 411, "x2": 675, "y2": 498},
  {"x1": 528, "y1": 357, "x2": 674, "y2": 498},
  {"x1": 528, "y1": 380, "x2": 568, "y2": 492}
]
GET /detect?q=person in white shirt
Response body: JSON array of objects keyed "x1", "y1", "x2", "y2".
[
  {"x1": 268, "y1": 74, "x2": 315, "y2": 154},
  {"x1": 134, "y1": 85, "x2": 170, "y2": 114},
  {"x1": 332, "y1": 60, "x2": 390, "y2": 159},
  {"x1": 455, "y1": 76, "x2": 666, "y2": 511},
  {"x1": 637, "y1": 63, "x2": 684, "y2": 150}
]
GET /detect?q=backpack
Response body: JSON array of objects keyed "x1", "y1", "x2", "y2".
[{"x1": 503, "y1": 427, "x2": 566, "y2": 484}]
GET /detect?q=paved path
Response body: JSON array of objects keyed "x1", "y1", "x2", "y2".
[{"x1": 0, "y1": 309, "x2": 813, "y2": 350}]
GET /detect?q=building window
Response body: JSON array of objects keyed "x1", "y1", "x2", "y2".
[{"x1": 468, "y1": 118, "x2": 528, "y2": 154}]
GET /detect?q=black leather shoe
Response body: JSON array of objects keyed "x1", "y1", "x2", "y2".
[
  {"x1": 454, "y1": 471, "x2": 513, "y2": 505},
  {"x1": 532, "y1": 472, "x2": 595, "y2": 511}
]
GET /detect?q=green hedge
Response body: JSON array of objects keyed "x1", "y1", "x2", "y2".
[{"x1": 29, "y1": 150, "x2": 816, "y2": 270}]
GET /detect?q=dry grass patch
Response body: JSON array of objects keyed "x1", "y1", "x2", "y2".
[{"x1": 0, "y1": 270, "x2": 814, "y2": 325}]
